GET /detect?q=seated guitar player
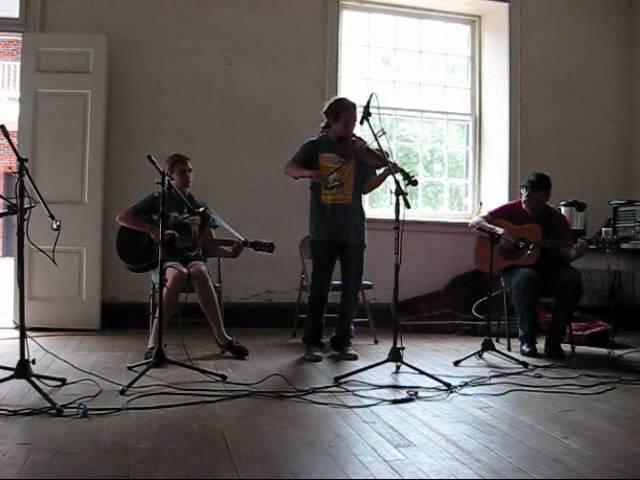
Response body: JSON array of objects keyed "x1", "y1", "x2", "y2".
[
  {"x1": 116, "y1": 153, "x2": 249, "y2": 360},
  {"x1": 469, "y1": 172, "x2": 590, "y2": 359}
]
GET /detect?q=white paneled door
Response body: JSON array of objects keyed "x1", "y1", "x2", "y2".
[{"x1": 16, "y1": 33, "x2": 107, "y2": 329}]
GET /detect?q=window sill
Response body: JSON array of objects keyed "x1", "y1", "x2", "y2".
[{"x1": 367, "y1": 217, "x2": 475, "y2": 235}]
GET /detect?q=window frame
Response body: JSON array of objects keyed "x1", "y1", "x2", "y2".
[
  {"x1": 0, "y1": 0, "x2": 26, "y2": 32},
  {"x1": 336, "y1": 0, "x2": 481, "y2": 223}
]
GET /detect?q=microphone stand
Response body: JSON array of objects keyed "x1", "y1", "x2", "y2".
[
  {"x1": 120, "y1": 155, "x2": 227, "y2": 395},
  {"x1": 0, "y1": 124, "x2": 67, "y2": 416},
  {"x1": 334, "y1": 109, "x2": 451, "y2": 389},
  {"x1": 161, "y1": 163, "x2": 252, "y2": 249},
  {"x1": 452, "y1": 228, "x2": 530, "y2": 368}
]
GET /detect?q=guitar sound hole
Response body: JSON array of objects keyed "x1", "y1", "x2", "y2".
[{"x1": 501, "y1": 238, "x2": 529, "y2": 261}]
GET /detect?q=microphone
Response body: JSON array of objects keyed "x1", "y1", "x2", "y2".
[
  {"x1": 0, "y1": 124, "x2": 9, "y2": 139},
  {"x1": 359, "y1": 93, "x2": 374, "y2": 126}
]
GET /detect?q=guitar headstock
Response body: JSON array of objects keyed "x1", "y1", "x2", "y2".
[{"x1": 246, "y1": 240, "x2": 276, "y2": 254}]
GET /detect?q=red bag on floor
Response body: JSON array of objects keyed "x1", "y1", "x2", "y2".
[{"x1": 537, "y1": 307, "x2": 610, "y2": 347}]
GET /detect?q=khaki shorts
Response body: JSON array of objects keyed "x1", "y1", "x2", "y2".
[{"x1": 152, "y1": 260, "x2": 208, "y2": 284}]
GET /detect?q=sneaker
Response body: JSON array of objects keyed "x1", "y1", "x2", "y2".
[
  {"x1": 304, "y1": 346, "x2": 323, "y2": 363},
  {"x1": 519, "y1": 342, "x2": 538, "y2": 358},
  {"x1": 544, "y1": 342, "x2": 566, "y2": 361},
  {"x1": 336, "y1": 347, "x2": 359, "y2": 361}
]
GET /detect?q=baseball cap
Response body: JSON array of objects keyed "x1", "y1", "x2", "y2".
[{"x1": 520, "y1": 172, "x2": 552, "y2": 193}]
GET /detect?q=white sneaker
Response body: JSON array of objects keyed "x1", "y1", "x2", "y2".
[
  {"x1": 304, "y1": 346, "x2": 323, "y2": 362},
  {"x1": 337, "y1": 347, "x2": 359, "y2": 361}
]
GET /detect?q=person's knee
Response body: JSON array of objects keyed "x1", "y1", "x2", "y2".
[
  {"x1": 510, "y1": 269, "x2": 541, "y2": 295},
  {"x1": 165, "y1": 269, "x2": 188, "y2": 289},
  {"x1": 189, "y1": 265, "x2": 211, "y2": 284}
]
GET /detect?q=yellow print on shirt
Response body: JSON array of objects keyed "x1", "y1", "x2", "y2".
[{"x1": 319, "y1": 153, "x2": 354, "y2": 204}]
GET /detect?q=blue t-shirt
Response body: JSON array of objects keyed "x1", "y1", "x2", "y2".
[{"x1": 290, "y1": 134, "x2": 376, "y2": 245}]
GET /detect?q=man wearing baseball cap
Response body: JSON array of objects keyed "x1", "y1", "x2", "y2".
[{"x1": 469, "y1": 172, "x2": 590, "y2": 359}]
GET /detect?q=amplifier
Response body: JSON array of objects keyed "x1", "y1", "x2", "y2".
[{"x1": 610, "y1": 200, "x2": 640, "y2": 247}]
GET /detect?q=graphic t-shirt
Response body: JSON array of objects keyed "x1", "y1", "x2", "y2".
[{"x1": 290, "y1": 134, "x2": 376, "y2": 244}]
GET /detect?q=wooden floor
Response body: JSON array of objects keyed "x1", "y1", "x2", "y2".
[{"x1": 0, "y1": 327, "x2": 639, "y2": 479}]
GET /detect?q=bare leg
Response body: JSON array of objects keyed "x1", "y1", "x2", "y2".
[
  {"x1": 148, "y1": 266, "x2": 188, "y2": 349},
  {"x1": 189, "y1": 263, "x2": 232, "y2": 345}
]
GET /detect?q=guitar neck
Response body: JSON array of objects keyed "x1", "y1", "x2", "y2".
[
  {"x1": 532, "y1": 237, "x2": 592, "y2": 249},
  {"x1": 202, "y1": 238, "x2": 275, "y2": 255},
  {"x1": 532, "y1": 239, "x2": 572, "y2": 249},
  {"x1": 206, "y1": 238, "x2": 238, "y2": 248}
]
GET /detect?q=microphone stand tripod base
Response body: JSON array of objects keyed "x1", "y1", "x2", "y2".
[
  {"x1": 120, "y1": 345, "x2": 227, "y2": 396},
  {"x1": 453, "y1": 227, "x2": 531, "y2": 369},
  {"x1": 334, "y1": 345, "x2": 453, "y2": 389},
  {"x1": 452, "y1": 337, "x2": 529, "y2": 368},
  {"x1": 0, "y1": 359, "x2": 67, "y2": 416}
]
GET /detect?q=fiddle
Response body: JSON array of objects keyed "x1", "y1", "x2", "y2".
[{"x1": 334, "y1": 135, "x2": 418, "y2": 186}]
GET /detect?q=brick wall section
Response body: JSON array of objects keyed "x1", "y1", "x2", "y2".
[{"x1": 0, "y1": 37, "x2": 21, "y2": 62}]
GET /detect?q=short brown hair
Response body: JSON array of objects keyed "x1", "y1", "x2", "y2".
[
  {"x1": 320, "y1": 97, "x2": 356, "y2": 131},
  {"x1": 165, "y1": 153, "x2": 191, "y2": 174}
]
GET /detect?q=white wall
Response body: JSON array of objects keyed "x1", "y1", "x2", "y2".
[
  {"x1": 518, "y1": 0, "x2": 632, "y2": 232},
  {"x1": 42, "y1": 0, "x2": 330, "y2": 303},
  {"x1": 479, "y1": 3, "x2": 510, "y2": 212},
  {"x1": 39, "y1": 0, "x2": 635, "y2": 306}
]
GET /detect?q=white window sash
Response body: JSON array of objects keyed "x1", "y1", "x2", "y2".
[{"x1": 338, "y1": 0, "x2": 480, "y2": 222}]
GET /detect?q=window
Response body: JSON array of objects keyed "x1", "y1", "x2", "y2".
[
  {"x1": 338, "y1": 2, "x2": 479, "y2": 221},
  {"x1": 0, "y1": 0, "x2": 25, "y2": 31}
]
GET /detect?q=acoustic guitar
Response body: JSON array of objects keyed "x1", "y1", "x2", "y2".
[
  {"x1": 475, "y1": 219, "x2": 591, "y2": 273},
  {"x1": 116, "y1": 224, "x2": 275, "y2": 273}
]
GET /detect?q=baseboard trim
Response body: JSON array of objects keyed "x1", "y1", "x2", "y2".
[{"x1": 101, "y1": 301, "x2": 395, "y2": 330}]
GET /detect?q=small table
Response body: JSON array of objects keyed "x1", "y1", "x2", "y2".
[{"x1": 574, "y1": 246, "x2": 640, "y2": 358}]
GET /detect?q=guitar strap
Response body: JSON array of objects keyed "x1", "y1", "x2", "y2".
[
  {"x1": 207, "y1": 206, "x2": 247, "y2": 243},
  {"x1": 165, "y1": 180, "x2": 248, "y2": 244}
]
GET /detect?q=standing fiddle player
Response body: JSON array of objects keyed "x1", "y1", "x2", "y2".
[{"x1": 285, "y1": 97, "x2": 398, "y2": 362}]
